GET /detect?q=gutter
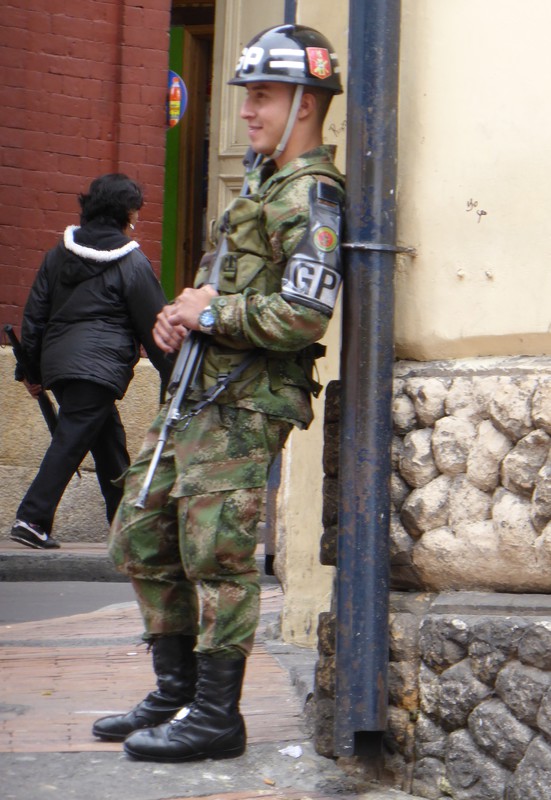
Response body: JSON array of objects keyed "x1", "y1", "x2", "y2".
[{"x1": 334, "y1": 0, "x2": 402, "y2": 756}]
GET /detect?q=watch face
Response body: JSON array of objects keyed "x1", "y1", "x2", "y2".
[{"x1": 200, "y1": 309, "x2": 216, "y2": 327}]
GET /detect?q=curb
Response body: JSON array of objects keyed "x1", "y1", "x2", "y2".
[
  {"x1": 0, "y1": 542, "x2": 276, "y2": 584},
  {"x1": 0, "y1": 549, "x2": 125, "y2": 582}
]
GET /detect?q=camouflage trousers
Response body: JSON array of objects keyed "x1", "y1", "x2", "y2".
[{"x1": 108, "y1": 401, "x2": 291, "y2": 658}]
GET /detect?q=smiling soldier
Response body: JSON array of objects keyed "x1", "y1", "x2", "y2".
[{"x1": 92, "y1": 24, "x2": 345, "y2": 764}]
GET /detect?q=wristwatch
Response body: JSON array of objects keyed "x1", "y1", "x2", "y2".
[{"x1": 198, "y1": 305, "x2": 217, "y2": 335}]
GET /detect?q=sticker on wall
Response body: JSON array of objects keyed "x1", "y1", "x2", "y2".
[{"x1": 167, "y1": 71, "x2": 187, "y2": 127}]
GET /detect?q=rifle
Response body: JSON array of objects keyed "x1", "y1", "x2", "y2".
[
  {"x1": 4, "y1": 324, "x2": 58, "y2": 436},
  {"x1": 134, "y1": 149, "x2": 262, "y2": 509}
]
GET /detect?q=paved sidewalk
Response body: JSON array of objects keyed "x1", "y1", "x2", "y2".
[{"x1": 0, "y1": 541, "x2": 422, "y2": 800}]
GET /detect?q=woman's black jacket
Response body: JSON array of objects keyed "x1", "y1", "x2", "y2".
[{"x1": 18, "y1": 221, "x2": 173, "y2": 399}]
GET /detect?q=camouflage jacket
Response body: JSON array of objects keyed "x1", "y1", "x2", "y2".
[{"x1": 194, "y1": 145, "x2": 345, "y2": 429}]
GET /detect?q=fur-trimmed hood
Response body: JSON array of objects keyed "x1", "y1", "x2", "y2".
[{"x1": 60, "y1": 222, "x2": 140, "y2": 285}]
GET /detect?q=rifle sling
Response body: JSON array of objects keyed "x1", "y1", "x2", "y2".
[{"x1": 182, "y1": 348, "x2": 262, "y2": 419}]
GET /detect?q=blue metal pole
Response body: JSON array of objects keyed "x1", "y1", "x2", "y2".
[
  {"x1": 284, "y1": 1, "x2": 296, "y2": 24},
  {"x1": 334, "y1": 0, "x2": 401, "y2": 756}
]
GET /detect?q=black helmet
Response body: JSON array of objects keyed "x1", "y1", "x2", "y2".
[{"x1": 228, "y1": 24, "x2": 343, "y2": 95}]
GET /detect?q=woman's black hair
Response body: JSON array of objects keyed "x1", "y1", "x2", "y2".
[{"x1": 78, "y1": 173, "x2": 144, "y2": 229}]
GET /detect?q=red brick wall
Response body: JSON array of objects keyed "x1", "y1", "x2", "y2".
[{"x1": 0, "y1": 0, "x2": 171, "y2": 331}]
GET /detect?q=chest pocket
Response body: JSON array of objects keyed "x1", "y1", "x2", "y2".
[{"x1": 197, "y1": 196, "x2": 281, "y2": 297}]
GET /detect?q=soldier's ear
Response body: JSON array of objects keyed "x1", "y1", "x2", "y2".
[{"x1": 297, "y1": 91, "x2": 317, "y2": 120}]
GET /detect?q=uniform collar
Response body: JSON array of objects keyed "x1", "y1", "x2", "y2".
[{"x1": 248, "y1": 145, "x2": 337, "y2": 195}]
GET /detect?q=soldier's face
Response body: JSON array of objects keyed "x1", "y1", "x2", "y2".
[{"x1": 240, "y1": 82, "x2": 295, "y2": 156}]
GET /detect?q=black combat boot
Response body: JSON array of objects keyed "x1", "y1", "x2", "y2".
[
  {"x1": 92, "y1": 635, "x2": 197, "y2": 741},
  {"x1": 123, "y1": 654, "x2": 246, "y2": 762}
]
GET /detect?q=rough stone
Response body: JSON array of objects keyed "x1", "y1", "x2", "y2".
[
  {"x1": 531, "y1": 455, "x2": 551, "y2": 532},
  {"x1": 319, "y1": 525, "x2": 337, "y2": 566},
  {"x1": 467, "y1": 419, "x2": 512, "y2": 492},
  {"x1": 392, "y1": 434, "x2": 404, "y2": 470},
  {"x1": 533, "y1": 523, "x2": 551, "y2": 568},
  {"x1": 391, "y1": 471, "x2": 410, "y2": 510},
  {"x1": 385, "y1": 706, "x2": 415, "y2": 760},
  {"x1": 445, "y1": 729, "x2": 510, "y2": 800},
  {"x1": 400, "y1": 475, "x2": 451, "y2": 537},
  {"x1": 472, "y1": 375, "x2": 502, "y2": 418},
  {"x1": 317, "y1": 611, "x2": 336, "y2": 656},
  {"x1": 488, "y1": 378, "x2": 535, "y2": 442},
  {"x1": 531, "y1": 377, "x2": 551, "y2": 435},
  {"x1": 322, "y1": 475, "x2": 338, "y2": 528},
  {"x1": 393, "y1": 392, "x2": 417, "y2": 434},
  {"x1": 388, "y1": 661, "x2": 419, "y2": 712},
  {"x1": 391, "y1": 563, "x2": 424, "y2": 591},
  {"x1": 419, "y1": 662, "x2": 441, "y2": 720},
  {"x1": 313, "y1": 695, "x2": 335, "y2": 758},
  {"x1": 393, "y1": 377, "x2": 406, "y2": 397},
  {"x1": 437, "y1": 660, "x2": 492, "y2": 731},
  {"x1": 468, "y1": 697, "x2": 535, "y2": 770},
  {"x1": 445, "y1": 377, "x2": 486, "y2": 422},
  {"x1": 469, "y1": 617, "x2": 529, "y2": 685},
  {"x1": 469, "y1": 640, "x2": 510, "y2": 687},
  {"x1": 412, "y1": 522, "x2": 501, "y2": 591},
  {"x1": 506, "y1": 736, "x2": 551, "y2": 800},
  {"x1": 406, "y1": 377, "x2": 449, "y2": 427},
  {"x1": 495, "y1": 661, "x2": 551, "y2": 727},
  {"x1": 492, "y1": 490, "x2": 538, "y2": 572},
  {"x1": 322, "y1": 420, "x2": 340, "y2": 477},
  {"x1": 398, "y1": 428, "x2": 439, "y2": 488},
  {"x1": 447, "y1": 475, "x2": 491, "y2": 528},
  {"x1": 389, "y1": 610, "x2": 420, "y2": 662},
  {"x1": 501, "y1": 430, "x2": 551, "y2": 497},
  {"x1": 432, "y1": 416, "x2": 476, "y2": 476},
  {"x1": 390, "y1": 515, "x2": 415, "y2": 563},
  {"x1": 315, "y1": 653, "x2": 335, "y2": 696},
  {"x1": 323, "y1": 379, "x2": 340, "y2": 423},
  {"x1": 518, "y1": 621, "x2": 551, "y2": 671},
  {"x1": 379, "y1": 749, "x2": 410, "y2": 791},
  {"x1": 411, "y1": 756, "x2": 447, "y2": 800},
  {"x1": 390, "y1": 518, "x2": 421, "y2": 589},
  {"x1": 414, "y1": 712, "x2": 447, "y2": 761},
  {"x1": 536, "y1": 687, "x2": 551, "y2": 740},
  {"x1": 419, "y1": 615, "x2": 469, "y2": 672}
]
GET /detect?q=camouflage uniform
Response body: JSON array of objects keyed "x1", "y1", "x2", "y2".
[{"x1": 109, "y1": 144, "x2": 344, "y2": 658}]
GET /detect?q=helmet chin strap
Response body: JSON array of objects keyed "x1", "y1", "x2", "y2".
[{"x1": 269, "y1": 84, "x2": 304, "y2": 160}]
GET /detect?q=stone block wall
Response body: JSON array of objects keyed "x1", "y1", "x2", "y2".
[
  {"x1": 316, "y1": 357, "x2": 551, "y2": 798},
  {"x1": 413, "y1": 595, "x2": 551, "y2": 799},
  {"x1": 391, "y1": 357, "x2": 551, "y2": 593}
]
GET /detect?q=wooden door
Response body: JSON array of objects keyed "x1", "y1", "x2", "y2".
[{"x1": 207, "y1": 0, "x2": 285, "y2": 229}]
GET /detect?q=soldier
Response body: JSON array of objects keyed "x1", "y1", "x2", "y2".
[{"x1": 92, "y1": 24, "x2": 345, "y2": 762}]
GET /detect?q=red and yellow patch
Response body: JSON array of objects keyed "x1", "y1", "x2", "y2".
[
  {"x1": 314, "y1": 226, "x2": 338, "y2": 253},
  {"x1": 306, "y1": 47, "x2": 332, "y2": 81}
]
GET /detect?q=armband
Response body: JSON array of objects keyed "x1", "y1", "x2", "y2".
[{"x1": 281, "y1": 182, "x2": 343, "y2": 316}]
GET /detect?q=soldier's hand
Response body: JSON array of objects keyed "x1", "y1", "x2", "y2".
[{"x1": 173, "y1": 285, "x2": 218, "y2": 330}]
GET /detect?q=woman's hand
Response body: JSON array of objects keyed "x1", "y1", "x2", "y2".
[{"x1": 23, "y1": 379, "x2": 43, "y2": 399}]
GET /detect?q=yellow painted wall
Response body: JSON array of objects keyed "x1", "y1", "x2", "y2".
[
  {"x1": 278, "y1": 0, "x2": 349, "y2": 645},
  {"x1": 396, "y1": 0, "x2": 551, "y2": 359}
]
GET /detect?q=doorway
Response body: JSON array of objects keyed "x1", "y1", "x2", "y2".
[{"x1": 162, "y1": 2, "x2": 215, "y2": 299}]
